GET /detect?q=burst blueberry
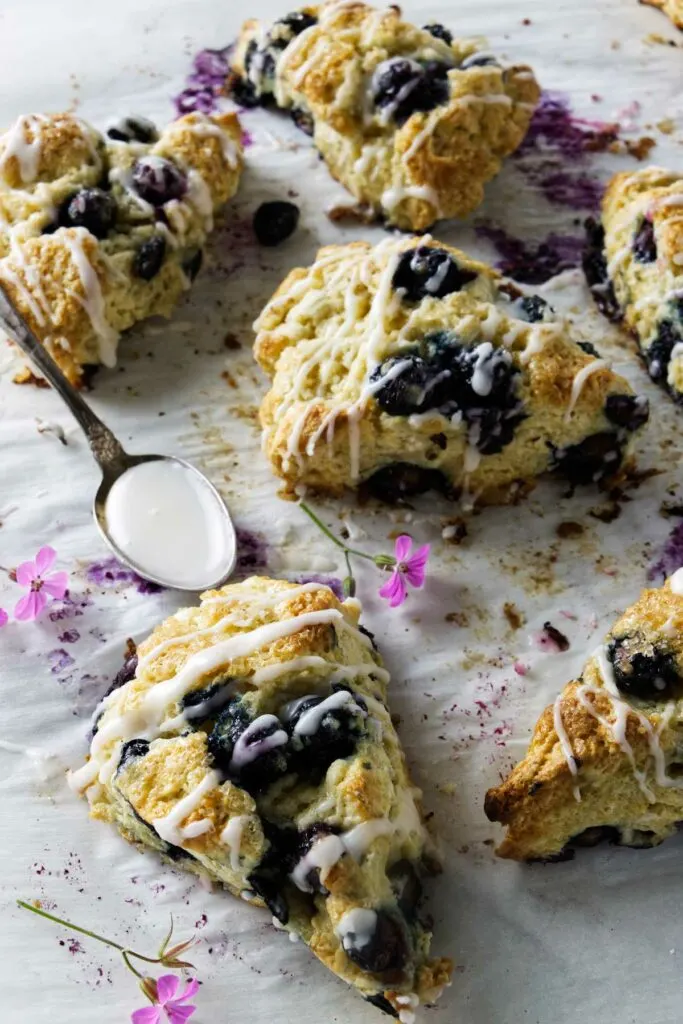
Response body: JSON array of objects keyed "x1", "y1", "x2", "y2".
[
  {"x1": 133, "y1": 235, "x2": 166, "y2": 280},
  {"x1": 371, "y1": 58, "x2": 450, "y2": 125},
  {"x1": 365, "y1": 463, "x2": 450, "y2": 503},
  {"x1": 604, "y1": 394, "x2": 649, "y2": 432},
  {"x1": 392, "y1": 247, "x2": 477, "y2": 302},
  {"x1": 607, "y1": 634, "x2": 681, "y2": 700},
  {"x1": 208, "y1": 698, "x2": 289, "y2": 791},
  {"x1": 58, "y1": 188, "x2": 116, "y2": 239},
  {"x1": 132, "y1": 156, "x2": 187, "y2": 205},
  {"x1": 552, "y1": 432, "x2": 624, "y2": 485},
  {"x1": 107, "y1": 116, "x2": 158, "y2": 144},
  {"x1": 342, "y1": 909, "x2": 409, "y2": 974},
  {"x1": 117, "y1": 738, "x2": 150, "y2": 772},
  {"x1": 632, "y1": 218, "x2": 657, "y2": 263},
  {"x1": 423, "y1": 22, "x2": 453, "y2": 44},
  {"x1": 518, "y1": 295, "x2": 550, "y2": 323}
]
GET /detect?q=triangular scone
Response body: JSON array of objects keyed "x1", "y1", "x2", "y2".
[
  {"x1": 69, "y1": 578, "x2": 452, "y2": 1020},
  {"x1": 0, "y1": 110, "x2": 243, "y2": 385},
  {"x1": 485, "y1": 570, "x2": 683, "y2": 861},
  {"x1": 584, "y1": 166, "x2": 683, "y2": 405},
  {"x1": 254, "y1": 235, "x2": 649, "y2": 503},
  {"x1": 228, "y1": 2, "x2": 539, "y2": 231}
]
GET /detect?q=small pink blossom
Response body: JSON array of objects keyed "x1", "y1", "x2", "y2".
[
  {"x1": 378, "y1": 535, "x2": 430, "y2": 609},
  {"x1": 14, "y1": 546, "x2": 68, "y2": 621},
  {"x1": 131, "y1": 976, "x2": 198, "y2": 1024}
]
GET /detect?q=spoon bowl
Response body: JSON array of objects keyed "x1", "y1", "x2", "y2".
[{"x1": 0, "y1": 283, "x2": 238, "y2": 593}]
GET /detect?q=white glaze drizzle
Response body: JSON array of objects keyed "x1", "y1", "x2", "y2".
[
  {"x1": 564, "y1": 359, "x2": 608, "y2": 421},
  {"x1": 229, "y1": 714, "x2": 288, "y2": 769},
  {"x1": 671, "y1": 569, "x2": 683, "y2": 595},
  {"x1": 152, "y1": 770, "x2": 221, "y2": 845},
  {"x1": 0, "y1": 114, "x2": 48, "y2": 183},
  {"x1": 62, "y1": 228, "x2": 119, "y2": 367},
  {"x1": 335, "y1": 908, "x2": 377, "y2": 950},
  {"x1": 380, "y1": 184, "x2": 441, "y2": 217},
  {"x1": 292, "y1": 689, "x2": 366, "y2": 735},
  {"x1": 220, "y1": 814, "x2": 251, "y2": 872},
  {"x1": 553, "y1": 693, "x2": 581, "y2": 802}
]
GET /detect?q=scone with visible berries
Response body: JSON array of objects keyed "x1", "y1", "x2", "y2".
[
  {"x1": 69, "y1": 577, "x2": 452, "y2": 1020},
  {"x1": 485, "y1": 570, "x2": 683, "y2": 862},
  {"x1": 254, "y1": 235, "x2": 649, "y2": 504},
  {"x1": 0, "y1": 110, "x2": 243, "y2": 385},
  {"x1": 229, "y1": 2, "x2": 540, "y2": 231},
  {"x1": 641, "y1": 0, "x2": 683, "y2": 29},
  {"x1": 584, "y1": 167, "x2": 683, "y2": 405}
]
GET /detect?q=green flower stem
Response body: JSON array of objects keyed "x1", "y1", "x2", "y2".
[{"x1": 298, "y1": 502, "x2": 381, "y2": 564}]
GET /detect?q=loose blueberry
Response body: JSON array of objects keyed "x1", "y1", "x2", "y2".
[
  {"x1": 365, "y1": 994, "x2": 399, "y2": 1018},
  {"x1": 632, "y1": 218, "x2": 657, "y2": 263},
  {"x1": 253, "y1": 200, "x2": 300, "y2": 247},
  {"x1": 342, "y1": 909, "x2": 409, "y2": 975},
  {"x1": 460, "y1": 52, "x2": 500, "y2": 69},
  {"x1": 208, "y1": 698, "x2": 289, "y2": 792},
  {"x1": 133, "y1": 235, "x2": 166, "y2": 281},
  {"x1": 552, "y1": 432, "x2": 624, "y2": 485},
  {"x1": 182, "y1": 249, "x2": 203, "y2": 281},
  {"x1": 392, "y1": 247, "x2": 477, "y2": 302},
  {"x1": 107, "y1": 116, "x2": 158, "y2": 144},
  {"x1": 607, "y1": 635, "x2": 681, "y2": 700},
  {"x1": 132, "y1": 156, "x2": 187, "y2": 205},
  {"x1": 117, "y1": 738, "x2": 150, "y2": 772},
  {"x1": 577, "y1": 341, "x2": 601, "y2": 358},
  {"x1": 371, "y1": 58, "x2": 450, "y2": 125},
  {"x1": 365, "y1": 463, "x2": 450, "y2": 503},
  {"x1": 518, "y1": 295, "x2": 550, "y2": 323},
  {"x1": 58, "y1": 188, "x2": 116, "y2": 239},
  {"x1": 423, "y1": 23, "x2": 453, "y2": 44},
  {"x1": 646, "y1": 322, "x2": 679, "y2": 383},
  {"x1": 604, "y1": 394, "x2": 649, "y2": 432}
]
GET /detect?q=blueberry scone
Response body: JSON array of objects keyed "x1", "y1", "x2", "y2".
[
  {"x1": 584, "y1": 167, "x2": 683, "y2": 405},
  {"x1": 254, "y1": 235, "x2": 649, "y2": 504},
  {"x1": 229, "y1": 2, "x2": 540, "y2": 231},
  {"x1": 485, "y1": 570, "x2": 683, "y2": 862},
  {"x1": 0, "y1": 110, "x2": 243, "y2": 385},
  {"x1": 641, "y1": 0, "x2": 683, "y2": 29},
  {"x1": 69, "y1": 578, "x2": 452, "y2": 1020}
]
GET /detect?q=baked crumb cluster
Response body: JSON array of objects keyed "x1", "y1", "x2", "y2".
[
  {"x1": 70, "y1": 578, "x2": 452, "y2": 1019},
  {"x1": 485, "y1": 572, "x2": 683, "y2": 862},
  {"x1": 0, "y1": 110, "x2": 243, "y2": 384},
  {"x1": 229, "y1": 1, "x2": 540, "y2": 230},
  {"x1": 255, "y1": 234, "x2": 649, "y2": 503},
  {"x1": 584, "y1": 166, "x2": 683, "y2": 405}
]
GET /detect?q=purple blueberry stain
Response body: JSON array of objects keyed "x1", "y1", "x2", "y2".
[
  {"x1": 48, "y1": 649, "x2": 75, "y2": 675},
  {"x1": 85, "y1": 557, "x2": 163, "y2": 595},
  {"x1": 49, "y1": 592, "x2": 94, "y2": 622},
  {"x1": 235, "y1": 528, "x2": 269, "y2": 575},
  {"x1": 475, "y1": 222, "x2": 585, "y2": 284},
  {"x1": 173, "y1": 46, "x2": 232, "y2": 118},
  {"x1": 648, "y1": 522, "x2": 683, "y2": 584},
  {"x1": 291, "y1": 574, "x2": 344, "y2": 600},
  {"x1": 58, "y1": 629, "x2": 80, "y2": 644}
]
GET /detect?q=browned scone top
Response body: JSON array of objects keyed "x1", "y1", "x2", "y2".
[{"x1": 485, "y1": 573, "x2": 683, "y2": 862}]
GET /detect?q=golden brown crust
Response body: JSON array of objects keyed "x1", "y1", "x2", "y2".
[
  {"x1": 485, "y1": 576, "x2": 683, "y2": 861},
  {"x1": 0, "y1": 111, "x2": 243, "y2": 384},
  {"x1": 254, "y1": 234, "x2": 648, "y2": 503},
  {"x1": 232, "y1": 2, "x2": 539, "y2": 230},
  {"x1": 73, "y1": 576, "x2": 452, "y2": 1014}
]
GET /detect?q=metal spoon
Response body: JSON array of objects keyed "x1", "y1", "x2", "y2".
[{"x1": 0, "y1": 284, "x2": 237, "y2": 592}]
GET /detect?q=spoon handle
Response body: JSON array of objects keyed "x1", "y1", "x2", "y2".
[{"x1": 0, "y1": 283, "x2": 128, "y2": 476}]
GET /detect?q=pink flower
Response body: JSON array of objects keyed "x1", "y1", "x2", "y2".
[
  {"x1": 0, "y1": 609, "x2": 7, "y2": 627},
  {"x1": 14, "y1": 546, "x2": 68, "y2": 621},
  {"x1": 378, "y1": 535, "x2": 430, "y2": 608},
  {"x1": 131, "y1": 976, "x2": 199, "y2": 1024}
]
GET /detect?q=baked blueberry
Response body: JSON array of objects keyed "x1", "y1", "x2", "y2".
[
  {"x1": 604, "y1": 394, "x2": 649, "y2": 432},
  {"x1": 181, "y1": 681, "x2": 233, "y2": 723},
  {"x1": 423, "y1": 23, "x2": 453, "y2": 44},
  {"x1": 117, "y1": 738, "x2": 150, "y2": 772},
  {"x1": 290, "y1": 823, "x2": 341, "y2": 892},
  {"x1": 275, "y1": 11, "x2": 317, "y2": 35},
  {"x1": 371, "y1": 58, "x2": 450, "y2": 126},
  {"x1": 365, "y1": 463, "x2": 450, "y2": 503},
  {"x1": 518, "y1": 295, "x2": 550, "y2": 323},
  {"x1": 132, "y1": 235, "x2": 166, "y2": 280},
  {"x1": 58, "y1": 188, "x2": 116, "y2": 239},
  {"x1": 253, "y1": 201, "x2": 300, "y2": 247},
  {"x1": 646, "y1": 321, "x2": 679, "y2": 382},
  {"x1": 208, "y1": 698, "x2": 289, "y2": 791},
  {"x1": 552, "y1": 432, "x2": 623, "y2": 485},
  {"x1": 583, "y1": 218, "x2": 621, "y2": 322},
  {"x1": 392, "y1": 246, "x2": 477, "y2": 302},
  {"x1": 283, "y1": 688, "x2": 366, "y2": 777},
  {"x1": 365, "y1": 994, "x2": 399, "y2": 1018},
  {"x1": 132, "y1": 156, "x2": 187, "y2": 205},
  {"x1": 370, "y1": 353, "x2": 435, "y2": 417},
  {"x1": 247, "y1": 821, "x2": 298, "y2": 924},
  {"x1": 341, "y1": 909, "x2": 409, "y2": 975},
  {"x1": 107, "y1": 116, "x2": 158, "y2": 144},
  {"x1": 182, "y1": 249, "x2": 203, "y2": 281},
  {"x1": 607, "y1": 634, "x2": 681, "y2": 700},
  {"x1": 632, "y1": 218, "x2": 657, "y2": 263},
  {"x1": 229, "y1": 69, "x2": 261, "y2": 108},
  {"x1": 460, "y1": 52, "x2": 500, "y2": 69}
]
